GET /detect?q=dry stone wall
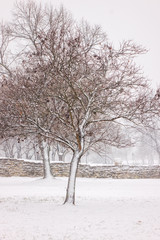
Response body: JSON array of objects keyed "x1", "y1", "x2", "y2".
[{"x1": 0, "y1": 158, "x2": 160, "y2": 178}]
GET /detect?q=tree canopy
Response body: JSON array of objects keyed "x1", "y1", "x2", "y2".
[{"x1": 0, "y1": 0, "x2": 159, "y2": 204}]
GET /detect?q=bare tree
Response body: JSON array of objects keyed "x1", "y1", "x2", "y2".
[
  {"x1": 56, "y1": 143, "x2": 69, "y2": 162},
  {"x1": 134, "y1": 87, "x2": 160, "y2": 164},
  {"x1": 0, "y1": 1, "x2": 158, "y2": 204},
  {"x1": 0, "y1": 138, "x2": 16, "y2": 158},
  {"x1": 137, "y1": 115, "x2": 160, "y2": 164},
  {"x1": 0, "y1": 22, "x2": 13, "y2": 77}
]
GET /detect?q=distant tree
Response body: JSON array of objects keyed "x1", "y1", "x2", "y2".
[
  {"x1": 134, "y1": 87, "x2": 160, "y2": 165},
  {"x1": 137, "y1": 115, "x2": 160, "y2": 164},
  {"x1": 0, "y1": 22, "x2": 14, "y2": 78},
  {"x1": 0, "y1": 138, "x2": 16, "y2": 158},
  {"x1": 0, "y1": 1, "x2": 158, "y2": 204},
  {"x1": 56, "y1": 143, "x2": 69, "y2": 162}
]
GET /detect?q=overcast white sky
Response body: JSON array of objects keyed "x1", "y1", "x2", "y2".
[{"x1": 0, "y1": 0, "x2": 160, "y2": 88}]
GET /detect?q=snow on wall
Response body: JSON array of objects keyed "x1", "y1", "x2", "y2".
[{"x1": 0, "y1": 158, "x2": 160, "y2": 178}]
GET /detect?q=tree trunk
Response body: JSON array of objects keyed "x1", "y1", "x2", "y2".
[
  {"x1": 38, "y1": 137, "x2": 54, "y2": 179},
  {"x1": 42, "y1": 154, "x2": 54, "y2": 179},
  {"x1": 64, "y1": 151, "x2": 81, "y2": 204},
  {"x1": 16, "y1": 142, "x2": 22, "y2": 159}
]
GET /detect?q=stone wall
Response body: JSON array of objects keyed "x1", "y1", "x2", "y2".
[{"x1": 0, "y1": 158, "x2": 160, "y2": 178}]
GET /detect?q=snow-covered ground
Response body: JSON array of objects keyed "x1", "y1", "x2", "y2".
[{"x1": 0, "y1": 177, "x2": 160, "y2": 240}]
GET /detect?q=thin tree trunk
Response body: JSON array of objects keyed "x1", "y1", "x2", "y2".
[
  {"x1": 64, "y1": 123, "x2": 85, "y2": 205},
  {"x1": 64, "y1": 151, "x2": 81, "y2": 204},
  {"x1": 16, "y1": 142, "x2": 22, "y2": 159}
]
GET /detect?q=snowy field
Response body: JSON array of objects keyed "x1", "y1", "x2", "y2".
[{"x1": 0, "y1": 177, "x2": 160, "y2": 240}]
